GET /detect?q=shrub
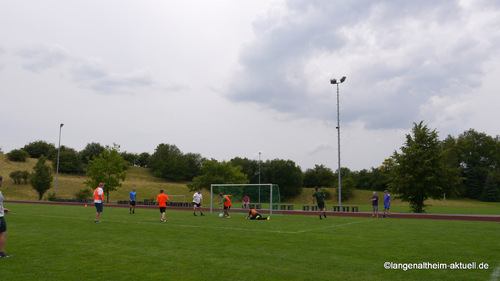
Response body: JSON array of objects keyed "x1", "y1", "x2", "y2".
[
  {"x1": 46, "y1": 192, "x2": 58, "y2": 201},
  {"x1": 23, "y1": 140, "x2": 55, "y2": 158},
  {"x1": 9, "y1": 171, "x2": 23, "y2": 184},
  {"x1": 75, "y1": 188, "x2": 93, "y2": 200},
  {"x1": 323, "y1": 189, "x2": 332, "y2": 200},
  {"x1": 335, "y1": 178, "x2": 355, "y2": 201},
  {"x1": 7, "y1": 149, "x2": 29, "y2": 162},
  {"x1": 21, "y1": 171, "x2": 30, "y2": 184}
]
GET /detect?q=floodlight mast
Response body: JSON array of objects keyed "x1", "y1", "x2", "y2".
[
  {"x1": 330, "y1": 76, "x2": 346, "y2": 206},
  {"x1": 55, "y1": 123, "x2": 64, "y2": 195}
]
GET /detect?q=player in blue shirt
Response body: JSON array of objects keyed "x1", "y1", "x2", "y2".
[
  {"x1": 129, "y1": 187, "x2": 137, "y2": 214},
  {"x1": 383, "y1": 190, "x2": 391, "y2": 218}
]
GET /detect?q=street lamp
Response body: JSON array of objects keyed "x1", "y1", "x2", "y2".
[
  {"x1": 55, "y1": 123, "x2": 64, "y2": 195},
  {"x1": 330, "y1": 76, "x2": 346, "y2": 206},
  {"x1": 258, "y1": 151, "x2": 261, "y2": 203}
]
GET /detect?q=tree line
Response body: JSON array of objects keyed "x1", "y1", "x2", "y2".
[{"x1": 4, "y1": 123, "x2": 500, "y2": 208}]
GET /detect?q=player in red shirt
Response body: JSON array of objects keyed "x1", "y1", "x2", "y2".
[{"x1": 155, "y1": 189, "x2": 170, "y2": 222}]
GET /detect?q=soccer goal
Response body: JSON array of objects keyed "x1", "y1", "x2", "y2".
[{"x1": 210, "y1": 184, "x2": 281, "y2": 215}]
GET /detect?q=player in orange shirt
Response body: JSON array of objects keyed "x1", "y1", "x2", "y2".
[
  {"x1": 155, "y1": 189, "x2": 170, "y2": 222},
  {"x1": 245, "y1": 208, "x2": 269, "y2": 220},
  {"x1": 215, "y1": 193, "x2": 232, "y2": 218}
]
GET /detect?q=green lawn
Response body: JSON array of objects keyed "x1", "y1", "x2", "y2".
[{"x1": 1, "y1": 203, "x2": 498, "y2": 281}]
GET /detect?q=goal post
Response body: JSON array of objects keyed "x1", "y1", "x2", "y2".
[{"x1": 210, "y1": 183, "x2": 281, "y2": 215}]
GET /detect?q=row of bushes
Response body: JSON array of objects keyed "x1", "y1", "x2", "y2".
[{"x1": 9, "y1": 170, "x2": 30, "y2": 184}]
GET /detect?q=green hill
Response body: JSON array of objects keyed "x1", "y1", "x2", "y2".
[{"x1": 0, "y1": 153, "x2": 191, "y2": 202}]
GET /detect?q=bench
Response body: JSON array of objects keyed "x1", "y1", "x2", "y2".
[
  {"x1": 332, "y1": 206, "x2": 358, "y2": 212},
  {"x1": 302, "y1": 205, "x2": 318, "y2": 211},
  {"x1": 248, "y1": 204, "x2": 262, "y2": 209},
  {"x1": 280, "y1": 204, "x2": 294, "y2": 210}
]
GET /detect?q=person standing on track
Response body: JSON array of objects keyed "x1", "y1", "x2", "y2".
[
  {"x1": 383, "y1": 190, "x2": 391, "y2": 218},
  {"x1": 371, "y1": 191, "x2": 379, "y2": 218}
]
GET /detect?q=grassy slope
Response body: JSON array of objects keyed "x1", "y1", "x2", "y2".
[
  {"x1": 1, "y1": 203, "x2": 498, "y2": 281},
  {"x1": 1, "y1": 153, "x2": 499, "y2": 214}
]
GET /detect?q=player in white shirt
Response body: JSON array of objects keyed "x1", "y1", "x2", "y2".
[{"x1": 192, "y1": 189, "x2": 204, "y2": 216}]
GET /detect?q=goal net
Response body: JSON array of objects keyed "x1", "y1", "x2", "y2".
[{"x1": 210, "y1": 184, "x2": 281, "y2": 215}]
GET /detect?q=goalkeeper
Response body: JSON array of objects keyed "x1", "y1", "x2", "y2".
[{"x1": 246, "y1": 208, "x2": 269, "y2": 220}]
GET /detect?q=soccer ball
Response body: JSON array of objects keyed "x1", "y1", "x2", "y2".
[{"x1": 219, "y1": 213, "x2": 224, "y2": 217}]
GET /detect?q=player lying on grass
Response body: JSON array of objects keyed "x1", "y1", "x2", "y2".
[
  {"x1": 246, "y1": 208, "x2": 269, "y2": 220},
  {"x1": 215, "y1": 193, "x2": 232, "y2": 218}
]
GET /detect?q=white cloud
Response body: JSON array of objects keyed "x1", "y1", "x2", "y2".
[
  {"x1": 0, "y1": 0, "x2": 499, "y2": 172},
  {"x1": 226, "y1": 0, "x2": 500, "y2": 131}
]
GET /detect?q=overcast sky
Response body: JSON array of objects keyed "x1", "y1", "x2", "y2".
[{"x1": 1, "y1": 0, "x2": 499, "y2": 172}]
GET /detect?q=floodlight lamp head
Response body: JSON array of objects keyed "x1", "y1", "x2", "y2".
[
  {"x1": 340, "y1": 76, "x2": 346, "y2": 83},
  {"x1": 60, "y1": 123, "x2": 64, "y2": 128},
  {"x1": 330, "y1": 79, "x2": 337, "y2": 84}
]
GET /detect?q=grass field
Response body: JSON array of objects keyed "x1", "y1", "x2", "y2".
[{"x1": 1, "y1": 203, "x2": 499, "y2": 281}]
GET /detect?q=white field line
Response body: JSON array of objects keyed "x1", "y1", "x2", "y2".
[
  {"x1": 294, "y1": 220, "x2": 372, "y2": 233},
  {"x1": 15, "y1": 211, "x2": 372, "y2": 234}
]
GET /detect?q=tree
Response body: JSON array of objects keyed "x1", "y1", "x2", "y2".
[
  {"x1": 229, "y1": 157, "x2": 260, "y2": 184},
  {"x1": 149, "y1": 144, "x2": 188, "y2": 181},
  {"x1": 481, "y1": 173, "x2": 499, "y2": 202},
  {"x1": 335, "y1": 177, "x2": 355, "y2": 201},
  {"x1": 184, "y1": 152, "x2": 204, "y2": 181},
  {"x1": 352, "y1": 168, "x2": 389, "y2": 191},
  {"x1": 187, "y1": 159, "x2": 249, "y2": 191},
  {"x1": 30, "y1": 156, "x2": 54, "y2": 200},
  {"x1": 84, "y1": 144, "x2": 127, "y2": 203},
  {"x1": 23, "y1": 140, "x2": 55, "y2": 158},
  {"x1": 136, "y1": 152, "x2": 151, "y2": 168},
  {"x1": 303, "y1": 164, "x2": 335, "y2": 188},
  {"x1": 52, "y1": 146, "x2": 84, "y2": 174},
  {"x1": 454, "y1": 129, "x2": 499, "y2": 199},
  {"x1": 390, "y1": 121, "x2": 460, "y2": 213},
  {"x1": 121, "y1": 151, "x2": 139, "y2": 166},
  {"x1": 263, "y1": 159, "x2": 303, "y2": 200},
  {"x1": 7, "y1": 149, "x2": 29, "y2": 162},
  {"x1": 80, "y1": 142, "x2": 105, "y2": 165}
]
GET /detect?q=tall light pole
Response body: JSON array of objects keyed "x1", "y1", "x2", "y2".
[
  {"x1": 55, "y1": 123, "x2": 64, "y2": 195},
  {"x1": 258, "y1": 151, "x2": 261, "y2": 203},
  {"x1": 330, "y1": 76, "x2": 346, "y2": 206}
]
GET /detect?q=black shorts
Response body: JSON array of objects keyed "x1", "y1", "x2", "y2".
[
  {"x1": 130, "y1": 201, "x2": 136, "y2": 206},
  {"x1": 0, "y1": 217, "x2": 6, "y2": 233},
  {"x1": 95, "y1": 203, "x2": 103, "y2": 213},
  {"x1": 159, "y1": 207, "x2": 166, "y2": 213},
  {"x1": 224, "y1": 205, "x2": 231, "y2": 210},
  {"x1": 250, "y1": 213, "x2": 261, "y2": 220},
  {"x1": 317, "y1": 202, "x2": 325, "y2": 210},
  {"x1": 193, "y1": 202, "x2": 201, "y2": 207}
]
